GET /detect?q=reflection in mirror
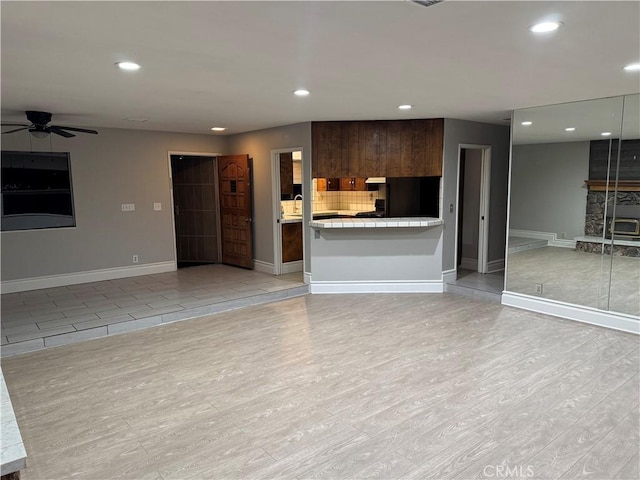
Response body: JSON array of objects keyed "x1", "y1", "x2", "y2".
[
  {"x1": 507, "y1": 95, "x2": 639, "y2": 316},
  {"x1": 608, "y1": 94, "x2": 640, "y2": 316}
]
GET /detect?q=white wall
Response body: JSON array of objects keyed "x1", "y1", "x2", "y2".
[
  {"x1": 1, "y1": 128, "x2": 226, "y2": 282},
  {"x1": 226, "y1": 122, "x2": 312, "y2": 271},
  {"x1": 510, "y1": 142, "x2": 589, "y2": 239},
  {"x1": 442, "y1": 119, "x2": 510, "y2": 272}
]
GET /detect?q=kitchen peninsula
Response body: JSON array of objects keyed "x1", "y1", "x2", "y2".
[
  {"x1": 309, "y1": 217, "x2": 444, "y2": 293},
  {"x1": 308, "y1": 118, "x2": 446, "y2": 293}
]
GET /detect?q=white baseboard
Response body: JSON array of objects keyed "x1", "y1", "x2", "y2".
[
  {"x1": 460, "y1": 257, "x2": 478, "y2": 270},
  {"x1": 253, "y1": 259, "x2": 274, "y2": 274},
  {"x1": 1, "y1": 261, "x2": 176, "y2": 294},
  {"x1": 304, "y1": 272, "x2": 311, "y2": 285},
  {"x1": 509, "y1": 229, "x2": 576, "y2": 249},
  {"x1": 310, "y1": 280, "x2": 444, "y2": 294},
  {"x1": 442, "y1": 268, "x2": 457, "y2": 284},
  {"x1": 487, "y1": 258, "x2": 505, "y2": 273},
  {"x1": 502, "y1": 291, "x2": 639, "y2": 335},
  {"x1": 280, "y1": 260, "x2": 303, "y2": 274}
]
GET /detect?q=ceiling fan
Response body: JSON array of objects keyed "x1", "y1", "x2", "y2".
[{"x1": 1, "y1": 111, "x2": 98, "y2": 138}]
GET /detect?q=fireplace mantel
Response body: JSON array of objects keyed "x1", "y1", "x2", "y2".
[{"x1": 584, "y1": 180, "x2": 640, "y2": 192}]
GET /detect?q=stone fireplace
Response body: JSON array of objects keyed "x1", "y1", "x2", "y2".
[{"x1": 575, "y1": 139, "x2": 640, "y2": 257}]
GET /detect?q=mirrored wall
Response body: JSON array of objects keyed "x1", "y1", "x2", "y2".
[{"x1": 506, "y1": 94, "x2": 639, "y2": 318}]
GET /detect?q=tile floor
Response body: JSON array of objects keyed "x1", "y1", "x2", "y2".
[
  {"x1": 1, "y1": 265, "x2": 307, "y2": 356},
  {"x1": 445, "y1": 269, "x2": 504, "y2": 303}
]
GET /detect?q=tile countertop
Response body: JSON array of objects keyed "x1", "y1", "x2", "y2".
[
  {"x1": 309, "y1": 217, "x2": 444, "y2": 229},
  {"x1": 1, "y1": 369, "x2": 27, "y2": 476},
  {"x1": 282, "y1": 210, "x2": 362, "y2": 224}
]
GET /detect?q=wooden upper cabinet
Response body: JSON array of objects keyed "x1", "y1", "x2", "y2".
[
  {"x1": 312, "y1": 121, "x2": 347, "y2": 178},
  {"x1": 339, "y1": 177, "x2": 367, "y2": 191},
  {"x1": 279, "y1": 152, "x2": 293, "y2": 197},
  {"x1": 312, "y1": 118, "x2": 443, "y2": 178}
]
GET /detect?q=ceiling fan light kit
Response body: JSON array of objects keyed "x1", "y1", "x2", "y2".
[{"x1": 1, "y1": 111, "x2": 99, "y2": 138}]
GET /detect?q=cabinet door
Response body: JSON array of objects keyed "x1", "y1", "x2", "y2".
[
  {"x1": 282, "y1": 222, "x2": 303, "y2": 263},
  {"x1": 362, "y1": 121, "x2": 387, "y2": 177},
  {"x1": 424, "y1": 118, "x2": 444, "y2": 176},
  {"x1": 279, "y1": 152, "x2": 293, "y2": 197},
  {"x1": 316, "y1": 178, "x2": 327, "y2": 192},
  {"x1": 326, "y1": 178, "x2": 340, "y2": 191},
  {"x1": 386, "y1": 120, "x2": 413, "y2": 177},
  {"x1": 353, "y1": 178, "x2": 367, "y2": 191},
  {"x1": 344, "y1": 122, "x2": 363, "y2": 177},
  {"x1": 312, "y1": 122, "x2": 344, "y2": 178},
  {"x1": 340, "y1": 177, "x2": 354, "y2": 191}
]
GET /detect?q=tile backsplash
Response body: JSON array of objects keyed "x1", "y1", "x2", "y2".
[
  {"x1": 281, "y1": 177, "x2": 442, "y2": 216},
  {"x1": 281, "y1": 180, "x2": 381, "y2": 214}
]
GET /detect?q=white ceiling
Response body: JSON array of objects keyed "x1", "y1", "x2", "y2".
[
  {"x1": 1, "y1": 1, "x2": 639, "y2": 136},
  {"x1": 512, "y1": 93, "x2": 640, "y2": 144}
]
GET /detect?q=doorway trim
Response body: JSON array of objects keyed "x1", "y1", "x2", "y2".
[
  {"x1": 167, "y1": 151, "x2": 223, "y2": 268},
  {"x1": 454, "y1": 144, "x2": 492, "y2": 274},
  {"x1": 271, "y1": 147, "x2": 305, "y2": 276}
]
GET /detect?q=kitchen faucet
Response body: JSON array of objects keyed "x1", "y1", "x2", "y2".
[{"x1": 294, "y1": 194, "x2": 303, "y2": 213}]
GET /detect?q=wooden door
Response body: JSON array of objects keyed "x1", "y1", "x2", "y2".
[
  {"x1": 171, "y1": 155, "x2": 219, "y2": 267},
  {"x1": 218, "y1": 154, "x2": 254, "y2": 269}
]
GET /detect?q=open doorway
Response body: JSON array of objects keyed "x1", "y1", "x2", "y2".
[
  {"x1": 456, "y1": 145, "x2": 491, "y2": 276},
  {"x1": 169, "y1": 152, "x2": 255, "y2": 271},
  {"x1": 169, "y1": 154, "x2": 221, "y2": 268},
  {"x1": 272, "y1": 148, "x2": 304, "y2": 275}
]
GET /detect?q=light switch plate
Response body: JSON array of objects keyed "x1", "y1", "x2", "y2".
[
  {"x1": 153, "y1": 202, "x2": 162, "y2": 211},
  {"x1": 121, "y1": 203, "x2": 135, "y2": 212}
]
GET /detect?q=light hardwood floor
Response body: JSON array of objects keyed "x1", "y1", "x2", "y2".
[
  {"x1": 2, "y1": 293, "x2": 638, "y2": 480},
  {"x1": 506, "y1": 246, "x2": 640, "y2": 317}
]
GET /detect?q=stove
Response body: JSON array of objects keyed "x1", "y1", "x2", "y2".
[{"x1": 355, "y1": 199, "x2": 386, "y2": 218}]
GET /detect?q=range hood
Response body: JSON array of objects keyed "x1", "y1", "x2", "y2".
[{"x1": 365, "y1": 177, "x2": 386, "y2": 184}]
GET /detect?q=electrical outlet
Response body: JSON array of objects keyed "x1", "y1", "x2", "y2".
[
  {"x1": 121, "y1": 203, "x2": 135, "y2": 212},
  {"x1": 561, "y1": 232, "x2": 566, "y2": 239},
  {"x1": 535, "y1": 283, "x2": 543, "y2": 294},
  {"x1": 132, "y1": 255, "x2": 139, "y2": 264},
  {"x1": 153, "y1": 202, "x2": 162, "y2": 211},
  {"x1": 449, "y1": 203, "x2": 454, "y2": 213}
]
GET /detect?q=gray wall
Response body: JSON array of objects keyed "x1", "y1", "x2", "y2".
[
  {"x1": 461, "y1": 149, "x2": 482, "y2": 261},
  {"x1": 226, "y1": 122, "x2": 312, "y2": 271},
  {"x1": 1, "y1": 128, "x2": 226, "y2": 281},
  {"x1": 510, "y1": 142, "x2": 589, "y2": 239},
  {"x1": 310, "y1": 227, "x2": 443, "y2": 282},
  {"x1": 442, "y1": 119, "x2": 510, "y2": 271}
]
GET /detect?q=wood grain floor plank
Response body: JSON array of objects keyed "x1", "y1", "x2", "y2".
[
  {"x1": 560, "y1": 408, "x2": 639, "y2": 479},
  {"x1": 527, "y1": 374, "x2": 639, "y2": 474},
  {"x1": 2, "y1": 293, "x2": 637, "y2": 480}
]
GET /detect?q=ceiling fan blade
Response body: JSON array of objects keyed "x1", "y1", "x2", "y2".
[
  {"x1": 49, "y1": 126, "x2": 75, "y2": 138},
  {"x1": 1, "y1": 123, "x2": 28, "y2": 127},
  {"x1": 2, "y1": 127, "x2": 29, "y2": 134},
  {"x1": 55, "y1": 125, "x2": 98, "y2": 135}
]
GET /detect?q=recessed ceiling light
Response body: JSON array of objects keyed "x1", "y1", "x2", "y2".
[
  {"x1": 211, "y1": 127, "x2": 226, "y2": 132},
  {"x1": 529, "y1": 21, "x2": 563, "y2": 33},
  {"x1": 623, "y1": 63, "x2": 640, "y2": 72},
  {"x1": 521, "y1": 121, "x2": 533, "y2": 126},
  {"x1": 398, "y1": 104, "x2": 413, "y2": 110},
  {"x1": 601, "y1": 132, "x2": 612, "y2": 136},
  {"x1": 293, "y1": 89, "x2": 310, "y2": 96},
  {"x1": 565, "y1": 127, "x2": 576, "y2": 132},
  {"x1": 116, "y1": 61, "x2": 141, "y2": 71}
]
